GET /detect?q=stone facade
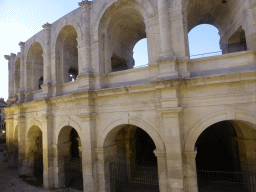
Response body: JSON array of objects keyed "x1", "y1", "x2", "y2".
[
  {"x1": 3, "y1": 0, "x2": 256, "y2": 191},
  {"x1": 0, "y1": 98, "x2": 6, "y2": 133}
]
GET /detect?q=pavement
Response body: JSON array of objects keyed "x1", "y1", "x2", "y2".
[{"x1": 0, "y1": 150, "x2": 82, "y2": 192}]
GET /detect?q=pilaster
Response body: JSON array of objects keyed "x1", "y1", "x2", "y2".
[
  {"x1": 169, "y1": 4, "x2": 186, "y2": 57},
  {"x1": 158, "y1": 0, "x2": 173, "y2": 58},
  {"x1": 41, "y1": 23, "x2": 52, "y2": 99},
  {"x1": 16, "y1": 116, "x2": 26, "y2": 175},
  {"x1": 18, "y1": 42, "x2": 25, "y2": 103},
  {"x1": 52, "y1": 142, "x2": 71, "y2": 188},
  {"x1": 4, "y1": 117, "x2": 14, "y2": 162},
  {"x1": 183, "y1": 151, "x2": 198, "y2": 192},
  {"x1": 4, "y1": 55, "x2": 12, "y2": 99},
  {"x1": 158, "y1": 107, "x2": 184, "y2": 192},
  {"x1": 77, "y1": 112, "x2": 97, "y2": 192},
  {"x1": 95, "y1": 148, "x2": 105, "y2": 192},
  {"x1": 154, "y1": 150, "x2": 167, "y2": 192},
  {"x1": 77, "y1": 0, "x2": 94, "y2": 90},
  {"x1": 41, "y1": 114, "x2": 54, "y2": 188},
  {"x1": 242, "y1": 0, "x2": 256, "y2": 50}
]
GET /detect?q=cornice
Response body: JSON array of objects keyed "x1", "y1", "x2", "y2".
[
  {"x1": 183, "y1": 70, "x2": 256, "y2": 88},
  {"x1": 76, "y1": 113, "x2": 97, "y2": 122}
]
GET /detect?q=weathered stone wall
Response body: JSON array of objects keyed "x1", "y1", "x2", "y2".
[{"x1": 4, "y1": 0, "x2": 256, "y2": 191}]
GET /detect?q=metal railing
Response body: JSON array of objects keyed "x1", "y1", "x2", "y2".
[
  {"x1": 197, "y1": 166, "x2": 256, "y2": 192},
  {"x1": 133, "y1": 64, "x2": 148, "y2": 69},
  {"x1": 190, "y1": 51, "x2": 222, "y2": 59},
  {"x1": 110, "y1": 162, "x2": 159, "y2": 192}
]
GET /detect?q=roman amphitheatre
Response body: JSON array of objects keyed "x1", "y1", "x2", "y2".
[{"x1": 3, "y1": 0, "x2": 256, "y2": 191}]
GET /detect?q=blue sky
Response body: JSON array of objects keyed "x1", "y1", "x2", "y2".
[{"x1": 0, "y1": 0, "x2": 221, "y2": 101}]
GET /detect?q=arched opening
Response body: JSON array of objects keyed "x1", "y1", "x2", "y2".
[
  {"x1": 133, "y1": 38, "x2": 148, "y2": 68},
  {"x1": 189, "y1": 24, "x2": 222, "y2": 59},
  {"x1": 56, "y1": 25, "x2": 78, "y2": 84},
  {"x1": 195, "y1": 120, "x2": 256, "y2": 191},
  {"x1": 103, "y1": 125, "x2": 159, "y2": 192},
  {"x1": 227, "y1": 26, "x2": 247, "y2": 53},
  {"x1": 26, "y1": 42, "x2": 43, "y2": 98},
  {"x1": 26, "y1": 126, "x2": 43, "y2": 184},
  {"x1": 99, "y1": 4, "x2": 147, "y2": 73},
  {"x1": 57, "y1": 126, "x2": 83, "y2": 191}
]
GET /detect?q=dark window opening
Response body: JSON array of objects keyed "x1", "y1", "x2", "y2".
[
  {"x1": 135, "y1": 128, "x2": 157, "y2": 167},
  {"x1": 228, "y1": 27, "x2": 247, "y2": 53},
  {"x1": 70, "y1": 128, "x2": 79, "y2": 158},
  {"x1": 38, "y1": 76, "x2": 43, "y2": 90},
  {"x1": 111, "y1": 54, "x2": 129, "y2": 72},
  {"x1": 68, "y1": 67, "x2": 78, "y2": 82}
]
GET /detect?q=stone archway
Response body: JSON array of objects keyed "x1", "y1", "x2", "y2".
[
  {"x1": 55, "y1": 25, "x2": 79, "y2": 85},
  {"x1": 183, "y1": 110, "x2": 256, "y2": 192},
  {"x1": 195, "y1": 120, "x2": 256, "y2": 191},
  {"x1": 101, "y1": 124, "x2": 161, "y2": 192},
  {"x1": 26, "y1": 126, "x2": 43, "y2": 180},
  {"x1": 55, "y1": 126, "x2": 83, "y2": 191}
]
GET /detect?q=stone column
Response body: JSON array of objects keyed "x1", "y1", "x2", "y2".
[
  {"x1": 41, "y1": 23, "x2": 52, "y2": 98},
  {"x1": 77, "y1": 112, "x2": 97, "y2": 192},
  {"x1": 242, "y1": 0, "x2": 256, "y2": 50},
  {"x1": 78, "y1": 0, "x2": 94, "y2": 90},
  {"x1": 158, "y1": 107, "x2": 184, "y2": 192},
  {"x1": 169, "y1": 4, "x2": 186, "y2": 57},
  {"x1": 42, "y1": 23, "x2": 52, "y2": 85},
  {"x1": 236, "y1": 137, "x2": 256, "y2": 192},
  {"x1": 78, "y1": 0, "x2": 92, "y2": 74},
  {"x1": 95, "y1": 148, "x2": 106, "y2": 192},
  {"x1": 158, "y1": 0, "x2": 173, "y2": 57},
  {"x1": 41, "y1": 115, "x2": 54, "y2": 188},
  {"x1": 183, "y1": 151, "x2": 198, "y2": 192},
  {"x1": 4, "y1": 118, "x2": 14, "y2": 163},
  {"x1": 154, "y1": 150, "x2": 168, "y2": 192},
  {"x1": 16, "y1": 116, "x2": 26, "y2": 175},
  {"x1": 18, "y1": 42, "x2": 25, "y2": 103},
  {"x1": 4, "y1": 55, "x2": 12, "y2": 98},
  {"x1": 182, "y1": 9, "x2": 190, "y2": 57},
  {"x1": 52, "y1": 142, "x2": 71, "y2": 188}
]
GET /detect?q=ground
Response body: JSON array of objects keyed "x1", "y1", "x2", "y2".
[{"x1": 0, "y1": 149, "x2": 81, "y2": 192}]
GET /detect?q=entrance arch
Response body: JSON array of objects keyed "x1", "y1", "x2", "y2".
[
  {"x1": 56, "y1": 126, "x2": 83, "y2": 191},
  {"x1": 26, "y1": 126, "x2": 43, "y2": 181},
  {"x1": 101, "y1": 123, "x2": 164, "y2": 192},
  {"x1": 184, "y1": 110, "x2": 256, "y2": 192},
  {"x1": 195, "y1": 120, "x2": 256, "y2": 191}
]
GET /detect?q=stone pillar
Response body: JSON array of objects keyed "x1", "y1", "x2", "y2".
[
  {"x1": 18, "y1": 42, "x2": 25, "y2": 103},
  {"x1": 41, "y1": 115, "x2": 54, "y2": 188},
  {"x1": 78, "y1": 0, "x2": 94, "y2": 90},
  {"x1": 42, "y1": 23, "x2": 52, "y2": 85},
  {"x1": 219, "y1": 37, "x2": 228, "y2": 54},
  {"x1": 4, "y1": 118, "x2": 14, "y2": 163},
  {"x1": 236, "y1": 137, "x2": 256, "y2": 192},
  {"x1": 182, "y1": 9, "x2": 190, "y2": 57},
  {"x1": 242, "y1": 0, "x2": 256, "y2": 50},
  {"x1": 16, "y1": 116, "x2": 26, "y2": 175},
  {"x1": 183, "y1": 151, "x2": 198, "y2": 192},
  {"x1": 4, "y1": 55, "x2": 12, "y2": 99},
  {"x1": 154, "y1": 150, "x2": 167, "y2": 192},
  {"x1": 158, "y1": 0, "x2": 173, "y2": 57},
  {"x1": 95, "y1": 148, "x2": 106, "y2": 192},
  {"x1": 53, "y1": 142, "x2": 71, "y2": 188},
  {"x1": 41, "y1": 23, "x2": 52, "y2": 98},
  {"x1": 158, "y1": 107, "x2": 184, "y2": 192},
  {"x1": 77, "y1": 113, "x2": 97, "y2": 192},
  {"x1": 169, "y1": 4, "x2": 186, "y2": 57}
]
